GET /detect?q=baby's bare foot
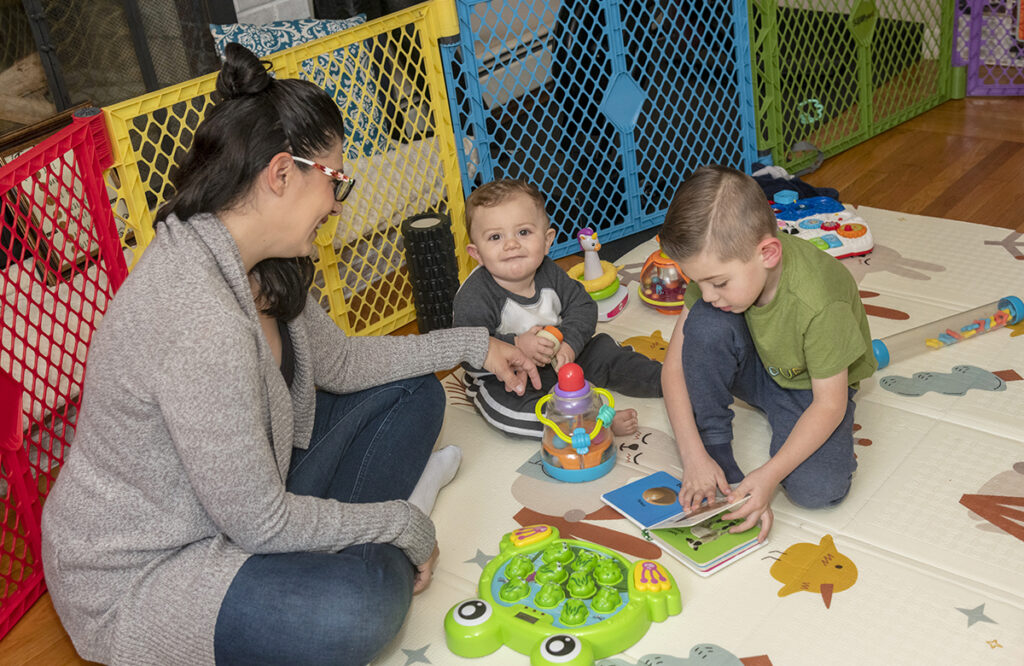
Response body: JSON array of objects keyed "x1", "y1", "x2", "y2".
[{"x1": 610, "y1": 408, "x2": 639, "y2": 436}]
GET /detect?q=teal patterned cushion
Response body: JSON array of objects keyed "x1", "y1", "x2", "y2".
[{"x1": 210, "y1": 17, "x2": 392, "y2": 159}]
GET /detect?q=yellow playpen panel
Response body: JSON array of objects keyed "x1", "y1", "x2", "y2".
[{"x1": 102, "y1": 1, "x2": 469, "y2": 336}]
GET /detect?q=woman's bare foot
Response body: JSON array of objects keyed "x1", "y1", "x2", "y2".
[{"x1": 610, "y1": 408, "x2": 639, "y2": 436}]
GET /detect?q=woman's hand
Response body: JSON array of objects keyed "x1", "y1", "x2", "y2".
[
  {"x1": 413, "y1": 543, "x2": 440, "y2": 594},
  {"x1": 484, "y1": 337, "x2": 542, "y2": 396}
]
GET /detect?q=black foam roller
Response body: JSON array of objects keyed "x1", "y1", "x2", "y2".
[{"x1": 401, "y1": 212, "x2": 461, "y2": 333}]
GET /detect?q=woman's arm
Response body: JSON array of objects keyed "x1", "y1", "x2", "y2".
[
  {"x1": 304, "y1": 294, "x2": 489, "y2": 390},
  {"x1": 306, "y1": 295, "x2": 539, "y2": 395}
]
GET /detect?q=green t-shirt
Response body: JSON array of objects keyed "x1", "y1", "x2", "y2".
[{"x1": 683, "y1": 233, "x2": 877, "y2": 390}]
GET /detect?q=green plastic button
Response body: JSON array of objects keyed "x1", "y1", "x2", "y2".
[
  {"x1": 566, "y1": 572, "x2": 597, "y2": 599},
  {"x1": 499, "y1": 576, "x2": 530, "y2": 602},
  {"x1": 534, "y1": 582, "x2": 565, "y2": 608},
  {"x1": 505, "y1": 554, "x2": 534, "y2": 579},
  {"x1": 591, "y1": 586, "x2": 621, "y2": 613},
  {"x1": 559, "y1": 599, "x2": 589, "y2": 626}
]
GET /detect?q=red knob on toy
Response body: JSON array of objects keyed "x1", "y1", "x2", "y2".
[{"x1": 557, "y1": 363, "x2": 586, "y2": 392}]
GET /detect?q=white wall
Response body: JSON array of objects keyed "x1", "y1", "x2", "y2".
[{"x1": 233, "y1": 0, "x2": 312, "y2": 23}]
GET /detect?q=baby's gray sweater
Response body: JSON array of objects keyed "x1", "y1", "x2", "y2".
[{"x1": 40, "y1": 213, "x2": 489, "y2": 665}]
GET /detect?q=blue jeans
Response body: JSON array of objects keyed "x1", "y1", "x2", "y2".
[
  {"x1": 682, "y1": 300, "x2": 857, "y2": 508},
  {"x1": 213, "y1": 375, "x2": 445, "y2": 665}
]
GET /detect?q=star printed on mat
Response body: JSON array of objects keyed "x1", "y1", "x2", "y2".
[
  {"x1": 956, "y1": 603, "x2": 997, "y2": 627},
  {"x1": 401, "y1": 644, "x2": 431, "y2": 665},
  {"x1": 465, "y1": 549, "x2": 494, "y2": 569},
  {"x1": 987, "y1": 639, "x2": 1003, "y2": 649}
]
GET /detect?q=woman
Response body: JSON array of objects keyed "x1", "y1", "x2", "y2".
[{"x1": 41, "y1": 44, "x2": 539, "y2": 665}]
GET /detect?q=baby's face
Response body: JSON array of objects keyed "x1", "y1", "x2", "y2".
[
  {"x1": 677, "y1": 249, "x2": 769, "y2": 314},
  {"x1": 467, "y1": 195, "x2": 555, "y2": 293}
]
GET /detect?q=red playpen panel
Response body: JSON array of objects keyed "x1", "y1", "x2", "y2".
[{"x1": 0, "y1": 108, "x2": 126, "y2": 640}]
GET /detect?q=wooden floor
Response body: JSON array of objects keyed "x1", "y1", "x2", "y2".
[
  {"x1": 3, "y1": 96, "x2": 1023, "y2": 665},
  {"x1": 802, "y1": 96, "x2": 1024, "y2": 233}
]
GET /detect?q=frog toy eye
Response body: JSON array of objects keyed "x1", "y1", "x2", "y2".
[
  {"x1": 539, "y1": 634, "x2": 582, "y2": 662},
  {"x1": 452, "y1": 599, "x2": 492, "y2": 626}
]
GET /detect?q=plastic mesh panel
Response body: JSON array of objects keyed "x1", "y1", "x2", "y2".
[
  {"x1": 103, "y1": 4, "x2": 468, "y2": 336},
  {"x1": 0, "y1": 433, "x2": 42, "y2": 642},
  {"x1": 107, "y1": 90, "x2": 216, "y2": 270},
  {"x1": 35, "y1": 0, "x2": 220, "y2": 109},
  {"x1": 441, "y1": 0, "x2": 757, "y2": 258},
  {"x1": 0, "y1": 112, "x2": 125, "y2": 640},
  {"x1": 751, "y1": 0, "x2": 953, "y2": 172},
  {"x1": 870, "y1": 3, "x2": 948, "y2": 125},
  {"x1": 0, "y1": 1, "x2": 35, "y2": 66},
  {"x1": 0, "y1": 0, "x2": 39, "y2": 137},
  {"x1": 39, "y1": 0, "x2": 149, "y2": 106},
  {"x1": 624, "y1": 3, "x2": 755, "y2": 220},
  {"x1": 955, "y1": 0, "x2": 1024, "y2": 95}
]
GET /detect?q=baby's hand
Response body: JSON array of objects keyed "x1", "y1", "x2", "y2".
[
  {"x1": 552, "y1": 343, "x2": 576, "y2": 372},
  {"x1": 515, "y1": 327, "x2": 556, "y2": 366}
]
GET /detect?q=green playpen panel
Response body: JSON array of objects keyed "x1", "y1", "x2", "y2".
[{"x1": 751, "y1": 0, "x2": 954, "y2": 172}]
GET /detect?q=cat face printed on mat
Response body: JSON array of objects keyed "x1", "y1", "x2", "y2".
[{"x1": 614, "y1": 428, "x2": 682, "y2": 472}]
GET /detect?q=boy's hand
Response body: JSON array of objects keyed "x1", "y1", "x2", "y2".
[
  {"x1": 515, "y1": 326, "x2": 557, "y2": 366},
  {"x1": 552, "y1": 343, "x2": 575, "y2": 372},
  {"x1": 723, "y1": 466, "x2": 778, "y2": 542},
  {"x1": 679, "y1": 454, "x2": 731, "y2": 514},
  {"x1": 484, "y1": 337, "x2": 542, "y2": 395}
]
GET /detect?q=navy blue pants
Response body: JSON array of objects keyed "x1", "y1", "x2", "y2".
[
  {"x1": 214, "y1": 375, "x2": 444, "y2": 665},
  {"x1": 682, "y1": 300, "x2": 857, "y2": 508}
]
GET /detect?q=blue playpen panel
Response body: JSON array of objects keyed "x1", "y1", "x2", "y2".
[{"x1": 441, "y1": 0, "x2": 758, "y2": 258}]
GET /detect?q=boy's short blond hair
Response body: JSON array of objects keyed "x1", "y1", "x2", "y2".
[
  {"x1": 659, "y1": 165, "x2": 778, "y2": 262},
  {"x1": 464, "y1": 178, "x2": 549, "y2": 240}
]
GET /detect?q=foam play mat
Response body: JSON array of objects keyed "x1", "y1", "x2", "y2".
[{"x1": 374, "y1": 207, "x2": 1024, "y2": 666}]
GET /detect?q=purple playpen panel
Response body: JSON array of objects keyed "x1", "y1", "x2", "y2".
[{"x1": 956, "y1": 0, "x2": 1024, "y2": 95}]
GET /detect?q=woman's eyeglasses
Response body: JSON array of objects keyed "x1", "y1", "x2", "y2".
[{"x1": 291, "y1": 156, "x2": 356, "y2": 202}]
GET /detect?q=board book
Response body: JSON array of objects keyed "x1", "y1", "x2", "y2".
[{"x1": 601, "y1": 471, "x2": 765, "y2": 576}]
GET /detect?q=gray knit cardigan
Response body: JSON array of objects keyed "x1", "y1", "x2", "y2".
[{"x1": 40, "y1": 213, "x2": 489, "y2": 664}]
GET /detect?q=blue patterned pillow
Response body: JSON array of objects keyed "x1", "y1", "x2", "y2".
[{"x1": 210, "y1": 17, "x2": 392, "y2": 159}]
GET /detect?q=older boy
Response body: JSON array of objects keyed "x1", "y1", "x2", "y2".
[
  {"x1": 453, "y1": 179, "x2": 662, "y2": 439},
  {"x1": 660, "y1": 165, "x2": 876, "y2": 537}
]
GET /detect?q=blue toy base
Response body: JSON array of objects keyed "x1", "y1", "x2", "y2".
[{"x1": 542, "y1": 456, "x2": 616, "y2": 483}]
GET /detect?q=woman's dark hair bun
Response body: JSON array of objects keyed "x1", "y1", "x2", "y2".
[{"x1": 216, "y1": 43, "x2": 273, "y2": 99}]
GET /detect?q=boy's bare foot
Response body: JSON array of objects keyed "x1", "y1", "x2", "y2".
[{"x1": 610, "y1": 408, "x2": 639, "y2": 436}]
